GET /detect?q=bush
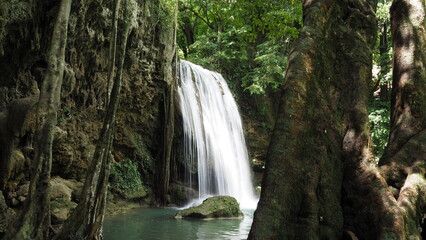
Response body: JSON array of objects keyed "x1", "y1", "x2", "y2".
[{"x1": 109, "y1": 158, "x2": 147, "y2": 199}]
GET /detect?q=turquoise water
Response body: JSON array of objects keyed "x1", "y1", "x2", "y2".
[{"x1": 103, "y1": 208, "x2": 254, "y2": 240}]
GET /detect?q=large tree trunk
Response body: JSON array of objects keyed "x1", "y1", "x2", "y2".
[
  {"x1": 3, "y1": 1, "x2": 72, "y2": 239},
  {"x1": 342, "y1": 1, "x2": 426, "y2": 239},
  {"x1": 378, "y1": 0, "x2": 426, "y2": 237},
  {"x1": 248, "y1": 0, "x2": 377, "y2": 239}
]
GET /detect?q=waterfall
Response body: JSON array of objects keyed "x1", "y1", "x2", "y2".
[{"x1": 177, "y1": 60, "x2": 258, "y2": 209}]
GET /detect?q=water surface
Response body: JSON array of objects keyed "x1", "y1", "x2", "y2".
[{"x1": 104, "y1": 208, "x2": 254, "y2": 240}]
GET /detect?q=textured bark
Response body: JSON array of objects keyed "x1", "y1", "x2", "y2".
[
  {"x1": 106, "y1": 0, "x2": 120, "y2": 107},
  {"x1": 52, "y1": 0, "x2": 132, "y2": 239},
  {"x1": 249, "y1": 0, "x2": 377, "y2": 239},
  {"x1": 378, "y1": 0, "x2": 426, "y2": 238},
  {"x1": 3, "y1": 0, "x2": 72, "y2": 239}
]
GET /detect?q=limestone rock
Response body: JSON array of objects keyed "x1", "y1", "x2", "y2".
[
  {"x1": 50, "y1": 177, "x2": 72, "y2": 201},
  {"x1": 50, "y1": 176, "x2": 83, "y2": 201},
  {"x1": 175, "y1": 196, "x2": 244, "y2": 220},
  {"x1": 50, "y1": 198, "x2": 77, "y2": 224},
  {"x1": 169, "y1": 183, "x2": 198, "y2": 206},
  {"x1": 0, "y1": 0, "x2": 176, "y2": 205},
  {"x1": 110, "y1": 184, "x2": 148, "y2": 200},
  {"x1": 15, "y1": 181, "x2": 29, "y2": 197}
]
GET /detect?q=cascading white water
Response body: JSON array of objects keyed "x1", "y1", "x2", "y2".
[{"x1": 178, "y1": 60, "x2": 258, "y2": 209}]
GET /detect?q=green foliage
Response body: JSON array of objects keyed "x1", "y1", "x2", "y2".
[
  {"x1": 234, "y1": 0, "x2": 302, "y2": 41},
  {"x1": 110, "y1": 158, "x2": 146, "y2": 194},
  {"x1": 368, "y1": 99, "x2": 390, "y2": 162},
  {"x1": 242, "y1": 40, "x2": 288, "y2": 94},
  {"x1": 373, "y1": 0, "x2": 392, "y2": 86},
  {"x1": 186, "y1": 27, "x2": 249, "y2": 81},
  {"x1": 376, "y1": 1, "x2": 391, "y2": 24},
  {"x1": 177, "y1": 0, "x2": 302, "y2": 95}
]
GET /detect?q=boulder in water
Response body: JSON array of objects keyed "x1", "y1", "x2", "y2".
[{"x1": 175, "y1": 196, "x2": 243, "y2": 220}]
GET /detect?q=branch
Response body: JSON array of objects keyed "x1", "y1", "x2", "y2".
[{"x1": 180, "y1": 4, "x2": 214, "y2": 30}]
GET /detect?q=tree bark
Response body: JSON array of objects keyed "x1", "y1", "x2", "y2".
[
  {"x1": 378, "y1": 0, "x2": 426, "y2": 237},
  {"x1": 3, "y1": 1, "x2": 72, "y2": 239},
  {"x1": 52, "y1": 0, "x2": 134, "y2": 239},
  {"x1": 249, "y1": 0, "x2": 377, "y2": 239},
  {"x1": 105, "y1": 0, "x2": 120, "y2": 108}
]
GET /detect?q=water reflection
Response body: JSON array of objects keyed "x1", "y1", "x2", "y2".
[{"x1": 104, "y1": 208, "x2": 254, "y2": 240}]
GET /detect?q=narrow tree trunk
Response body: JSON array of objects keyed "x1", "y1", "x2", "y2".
[
  {"x1": 3, "y1": 1, "x2": 72, "y2": 239},
  {"x1": 105, "y1": 0, "x2": 120, "y2": 108},
  {"x1": 52, "y1": 0, "x2": 134, "y2": 239},
  {"x1": 249, "y1": 0, "x2": 377, "y2": 239}
]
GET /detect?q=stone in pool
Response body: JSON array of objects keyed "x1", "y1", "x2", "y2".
[{"x1": 175, "y1": 196, "x2": 244, "y2": 220}]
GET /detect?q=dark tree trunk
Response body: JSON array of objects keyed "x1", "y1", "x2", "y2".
[
  {"x1": 180, "y1": 16, "x2": 195, "y2": 46},
  {"x1": 249, "y1": 0, "x2": 377, "y2": 239},
  {"x1": 378, "y1": 0, "x2": 426, "y2": 237},
  {"x1": 106, "y1": 0, "x2": 120, "y2": 108},
  {"x1": 2, "y1": 1, "x2": 72, "y2": 239}
]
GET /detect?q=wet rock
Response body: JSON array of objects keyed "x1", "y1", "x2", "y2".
[
  {"x1": 175, "y1": 196, "x2": 244, "y2": 220},
  {"x1": 169, "y1": 183, "x2": 198, "y2": 206}
]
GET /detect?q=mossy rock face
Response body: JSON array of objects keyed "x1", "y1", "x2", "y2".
[
  {"x1": 0, "y1": 190, "x2": 15, "y2": 233},
  {"x1": 175, "y1": 196, "x2": 244, "y2": 220},
  {"x1": 50, "y1": 198, "x2": 77, "y2": 224},
  {"x1": 109, "y1": 158, "x2": 148, "y2": 200}
]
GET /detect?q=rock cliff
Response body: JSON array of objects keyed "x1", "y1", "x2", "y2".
[{"x1": 0, "y1": 0, "x2": 176, "y2": 212}]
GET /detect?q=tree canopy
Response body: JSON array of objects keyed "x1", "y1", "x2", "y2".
[{"x1": 176, "y1": 0, "x2": 302, "y2": 94}]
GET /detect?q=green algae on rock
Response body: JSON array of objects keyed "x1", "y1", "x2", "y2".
[{"x1": 175, "y1": 196, "x2": 244, "y2": 220}]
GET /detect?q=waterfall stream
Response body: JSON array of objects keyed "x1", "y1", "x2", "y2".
[{"x1": 177, "y1": 60, "x2": 257, "y2": 209}]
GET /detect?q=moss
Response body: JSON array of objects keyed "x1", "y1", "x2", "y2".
[
  {"x1": 109, "y1": 158, "x2": 148, "y2": 199},
  {"x1": 175, "y1": 196, "x2": 243, "y2": 220},
  {"x1": 123, "y1": 127, "x2": 154, "y2": 172}
]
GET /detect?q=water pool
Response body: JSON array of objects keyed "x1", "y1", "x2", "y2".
[{"x1": 104, "y1": 208, "x2": 254, "y2": 240}]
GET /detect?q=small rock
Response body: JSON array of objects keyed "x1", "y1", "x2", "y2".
[
  {"x1": 18, "y1": 196, "x2": 26, "y2": 203},
  {"x1": 16, "y1": 182, "x2": 29, "y2": 197},
  {"x1": 11, "y1": 198, "x2": 19, "y2": 206},
  {"x1": 8, "y1": 191, "x2": 17, "y2": 199},
  {"x1": 50, "y1": 198, "x2": 77, "y2": 224}
]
